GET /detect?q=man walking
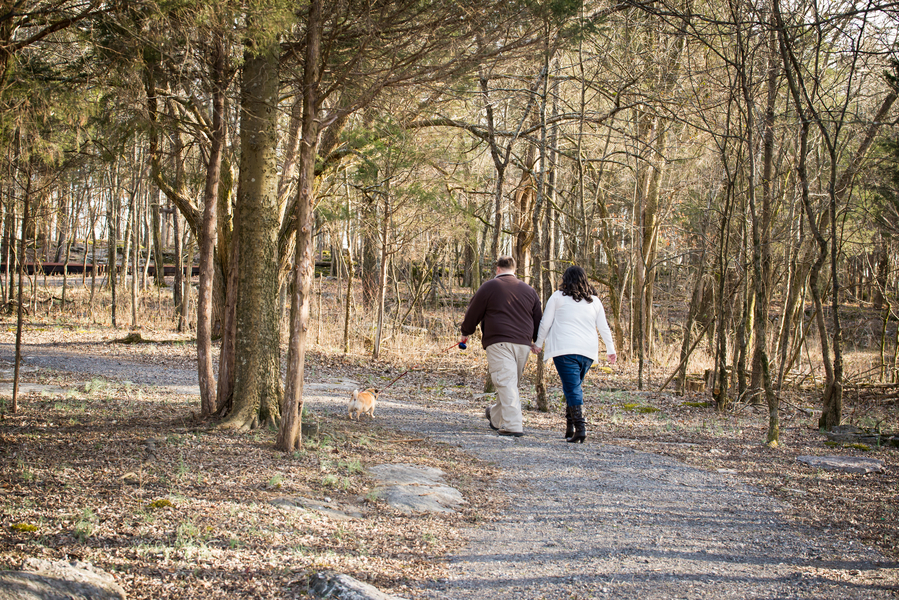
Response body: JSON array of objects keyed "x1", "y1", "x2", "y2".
[{"x1": 459, "y1": 256, "x2": 542, "y2": 437}]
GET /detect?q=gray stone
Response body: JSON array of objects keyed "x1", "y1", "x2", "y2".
[
  {"x1": 366, "y1": 464, "x2": 447, "y2": 486},
  {"x1": 308, "y1": 571, "x2": 407, "y2": 599},
  {"x1": 367, "y1": 464, "x2": 466, "y2": 514},
  {"x1": 375, "y1": 483, "x2": 465, "y2": 514},
  {"x1": 797, "y1": 455, "x2": 885, "y2": 473},
  {"x1": 0, "y1": 558, "x2": 126, "y2": 600},
  {"x1": 270, "y1": 496, "x2": 362, "y2": 520}
]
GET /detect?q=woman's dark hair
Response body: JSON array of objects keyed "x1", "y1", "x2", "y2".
[{"x1": 559, "y1": 266, "x2": 595, "y2": 303}]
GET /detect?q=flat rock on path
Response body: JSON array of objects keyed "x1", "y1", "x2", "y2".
[
  {"x1": 367, "y1": 464, "x2": 467, "y2": 514},
  {"x1": 7, "y1": 346, "x2": 898, "y2": 599},
  {"x1": 0, "y1": 558, "x2": 126, "y2": 600},
  {"x1": 797, "y1": 455, "x2": 885, "y2": 473}
]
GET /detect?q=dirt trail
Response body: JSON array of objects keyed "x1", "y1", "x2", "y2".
[{"x1": 3, "y1": 341, "x2": 897, "y2": 599}]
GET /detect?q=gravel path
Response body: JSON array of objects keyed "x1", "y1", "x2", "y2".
[
  {"x1": 355, "y1": 396, "x2": 898, "y2": 600},
  {"x1": 3, "y1": 341, "x2": 897, "y2": 599}
]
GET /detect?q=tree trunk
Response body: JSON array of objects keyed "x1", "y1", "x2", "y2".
[
  {"x1": 2, "y1": 191, "x2": 14, "y2": 305},
  {"x1": 677, "y1": 254, "x2": 706, "y2": 393},
  {"x1": 173, "y1": 207, "x2": 183, "y2": 328},
  {"x1": 713, "y1": 166, "x2": 735, "y2": 409},
  {"x1": 343, "y1": 250, "x2": 354, "y2": 354},
  {"x1": 531, "y1": 41, "x2": 556, "y2": 412},
  {"x1": 215, "y1": 207, "x2": 239, "y2": 415},
  {"x1": 61, "y1": 191, "x2": 76, "y2": 308},
  {"x1": 880, "y1": 301, "x2": 891, "y2": 383},
  {"x1": 140, "y1": 191, "x2": 151, "y2": 291},
  {"x1": 753, "y1": 14, "x2": 778, "y2": 443},
  {"x1": 54, "y1": 186, "x2": 67, "y2": 263},
  {"x1": 150, "y1": 186, "x2": 165, "y2": 287},
  {"x1": 373, "y1": 192, "x2": 390, "y2": 360},
  {"x1": 873, "y1": 238, "x2": 888, "y2": 310},
  {"x1": 198, "y1": 27, "x2": 226, "y2": 417},
  {"x1": 775, "y1": 202, "x2": 804, "y2": 389},
  {"x1": 641, "y1": 118, "x2": 666, "y2": 362},
  {"x1": 822, "y1": 150, "x2": 844, "y2": 431},
  {"x1": 181, "y1": 229, "x2": 193, "y2": 330},
  {"x1": 633, "y1": 108, "x2": 652, "y2": 389},
  {"x1": 120, "y1": 178, "x2": 134, "y2": 304},
  {"x1": 221, "y1": 36, "x2": 283, "y2": 432},
  {"x1": 89, "y1": 203, "x2": 98, "y2": 312},
  {"x1": 279, "y1": 0, "x2": 321, "y2": 452},
  {"x1": 108, "y1": 172, "x2": 119, "y2": 328},
  {"x1": 361, "y1": 195, "x2": 378, "y2": 307},
  {"x1": 131, "y1": 185, "x2": 139, "y2": 329},
  {"x1": 13, "y1": 140, "x2": 31, "y2": 415}
]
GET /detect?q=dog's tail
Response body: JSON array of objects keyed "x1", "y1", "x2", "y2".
[{"x1": 352, "y1": 389, "x2": 360, "y2": 401}]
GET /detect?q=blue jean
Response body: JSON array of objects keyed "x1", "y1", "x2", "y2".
[{"x1": 553, "y1": 354, "x2": 594, "y2": 407}]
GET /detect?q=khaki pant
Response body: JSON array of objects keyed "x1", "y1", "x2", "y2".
[{"x1": 485, "y1": 342, "x2": 531, "y2": 433}]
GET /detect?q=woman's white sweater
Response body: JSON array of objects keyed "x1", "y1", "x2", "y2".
[{"x1": 534, "y1": 290, "x2": 616, "y2": 361}]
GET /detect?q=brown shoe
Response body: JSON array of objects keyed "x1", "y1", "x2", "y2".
[{"x1": 497, "y1": 429, "x2": 524, "y2": 437}]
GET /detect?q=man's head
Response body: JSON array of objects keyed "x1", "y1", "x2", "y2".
[{"x1": 495, "y1": 256, "x2": 516, "y2": 275}]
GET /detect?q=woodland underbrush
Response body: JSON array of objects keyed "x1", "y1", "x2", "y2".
[{"x1": 0, "y1": 278, "x2": 896, "y2": 598}]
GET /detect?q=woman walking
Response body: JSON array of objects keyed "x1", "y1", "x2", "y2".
[{"x1": 531, "y1": 266, "x2": 617, "y2": 443}]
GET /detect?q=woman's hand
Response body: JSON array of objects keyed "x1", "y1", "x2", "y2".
[
  {"x1": 607, "y1": 353, "x2": 617, "y2": 364},
  {"x1": 530, "y1": 343, "x2": 541, "y2": 355}
]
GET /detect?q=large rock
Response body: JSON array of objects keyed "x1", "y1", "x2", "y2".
[
  {"x1": 797, "y1": 455, "x2": 884, "y2": 474},
  {"x1": 270, "y1": 496, "x2": 362, "y2": 520},
  {"x1": 366, "y1": 464, "x2": 447, "y2": 486},
  {"x1": 367, "y1": 464, "x2": 466, "y2": 514},
  {"x1": 308, "y1": 571, "x2": 407, "y2": 600},
  {"x1": 375, "y1": 484, "x2": 464, "y2": 514},
  {"x1": 0, "y1": 558, "x2": 126, "y2": 600}
]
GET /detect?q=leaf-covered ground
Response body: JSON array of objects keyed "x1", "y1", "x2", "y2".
[{"x1": 0, "y1": 320, "x2": 896, "y2": 598}]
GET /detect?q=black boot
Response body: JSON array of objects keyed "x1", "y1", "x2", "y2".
[
  {"x1": 567, "y1": 405, "x2": 586, "y2": 443},
  {"x1": 565, "y1": 405, "x2": 574, "y2": 439}
]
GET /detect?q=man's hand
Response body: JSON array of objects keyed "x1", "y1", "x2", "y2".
[
  {"x1": 459, "y1": 335, "x2": 469, "y2": 346},
  {"x1": 530, "y1": 343, "x2": 541, "y2": 355},
  {"x1": 608, "y1": 353, "x2": 617, "y2": 364}
]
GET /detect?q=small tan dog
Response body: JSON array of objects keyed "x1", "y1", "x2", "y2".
[{"x1": 348, "y1": 388, "x2": 378, "y2": 420}]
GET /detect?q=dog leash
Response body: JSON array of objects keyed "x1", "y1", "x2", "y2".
[{"x1": 378, "y1": 341, "x2": 466, "y2": 392}]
